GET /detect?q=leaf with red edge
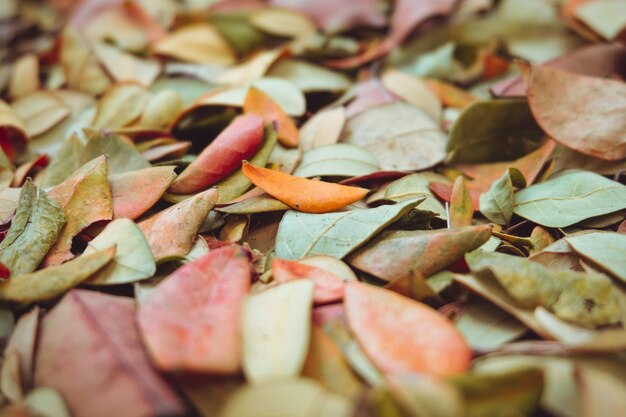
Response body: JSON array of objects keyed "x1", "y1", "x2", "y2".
[
  {"x1": 109, "y1": 166, "x2": 176, "y2": 219},
  {"x1": 169, "y1": 115, "x2": 264, "y2": 194},
  {"x1": 524, "y1": 64, "x2": 626, "y2": 161},
  {"x1": 138, "y1": 246, "x2": 252, "y2": 374},
  {"x1": 34, "y1": 290, "x2": 185, "y2": 417},
  {"x1": 272, "y1": 258, "x2": 345, "y2": 304},
  {"x1": 344, "y1": 282, "x2": 471, "y2": 377}
]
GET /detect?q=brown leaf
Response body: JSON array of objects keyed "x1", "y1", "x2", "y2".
[
  {"x1": 34, "y1": 289, "x2": 185, "y2": 417},
  {"x1": 138, "y1": 246, "x2": 252, "y2": 373}
]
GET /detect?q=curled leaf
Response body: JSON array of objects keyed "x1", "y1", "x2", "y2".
[{"x1": 243, "y1": 87, "x2": 299, "y2": 148}]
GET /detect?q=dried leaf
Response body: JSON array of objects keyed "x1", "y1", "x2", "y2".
[
  {"x1": 12, "y1": 91, "x2": 70, "y2": 137},
  {"x1": 449, "y1": 176, "x2": 473, "y2": 227},
  {"x1": 3, "y1": 307, "x2": 38, "y2": 393},
  {"x1": 153, "y1": 23, "x2": 235, "y2": 65},
  {"x1": 91, "y1": 83, "x2": 151, "y2": 129},
  {"x1": 574, "y1": 0, "x2": 626, "y2": 40},
  {"x1": 345, "y1": 282, "x2": 471, "y2": 377},
  {"x1": 242, "y1": 161, "x2": 368, "y2": 213},
  {"x1": 524, "y1": 64, "x2": 626, "y2": 161},
  {"x1": 566, "y1": 231, "x2": 626, "y2": 284},
  {"x1": 479, "y1": 168, "x2": 524, "y2": 225},
  {"x1": 138, "y1": 188, "x2": 218, "y2": 262},
  {"x1": 347, "y1": 225, "x2": 492, "y2": 282},
  {"x1": 0, "y1": 247, "x2": 115, "y2": 304},
  {"x1": 513, "y1": 170, "x2": 626, "y2": 228},
  {"x1": 381, "y1": 69, "x2": 441, "y2": 122},
  {"x1": 80, "y1": 132, "x2": 151, "y2": 175},
  {"x1": 138, "y1": 246, "x2": 252, "y2": 373},
  {"x1": 267, "y1": 59, "x2": 352, "y2": 93},
  {"x1": 8, "y1": 54, "x2": 39, "y2": 100},
  {"x1": 294, "y1": 144, "x2": 379, "y2": 178},
  {"x1": 299, "y1": 107, "x2": 345, "y2": 151},
  {"x1": 275, "y1": 198, "x2": 423, "y2": 259},
  {"x1": 92, "y1": 41, "x2": 161, "y2": 87},
  {"x1": 169, "y1": 115, "x2": 264, "y2": 194},
  {"x1": 60, "y1": 29, "x2": 111, "y2": 96},
  {"x1": 109, "y1": 166, "x2": 176, "y2": 219},
  {"x1": 243, "y1": 87, "x2": 299, "y2": 147},
  {"x1": 34, "y1": 290, "x2": 184, "y2": 417},
  {"x1": 0, "y1": 182, "x2": 66, "y2": 276},
  {"x1": 455, "y1": 299, "x2": 527, "y2": 349},
  {"x1": 272, "y1": 258, "x2": 345, "y2": 304},
  {"x1": 242, "y1": 280, "x2": 314, "y2": 383}
]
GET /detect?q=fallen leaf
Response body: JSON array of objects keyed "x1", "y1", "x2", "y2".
[
  {"x1": 80, "y1": 132, "x2": 151, "y2": 175},
  {"x1": 455, "y1": 299, "x2": 527, "y2": 349},
  {"x1": 153, "y1": 23, "x2": 235, "y2": 65},
  {"x1": 275, "y1": 198, "x2": 423, "y2": 259},
  {"x1": 566, "y1": 231, "x2": 626, "y2": 284},
  {"x1": 0, "y1": 247, "x2": 115, "y2": 304},
  {"x1": 11, "y1": 91, "x2": 70, "y2": 137},
  {"x1": 138, "y1": 246, "x2": 252, "y2": 373},
  {"x1": 479, "y1": 168, "x2": 525, "y2": 225},
  {"x1": 91, "y1": 83, "x2": 151, "y2": 129},
  {"x1": 243, "y1": 87, "x2": 299, "y2": 147},
  {"x1": 138, "y1": 90, "x2": 184, "y2": 129},
  {"x1": 22, "y1": 387, "x2": 72, "y2": 417},
  {"x1": 449, "y1": 176, "x2": 474, "y2": 227},
  {"x1": 0, "y1": 100, "x2": 28, "y2": 161},
  {"x1": 293, "y1": 144, "x2": 379, "y2": 178},
  {"x1": 169, "y1": 115, "x2": 264, "y2": 194},
  {"x1": 249, "y1": 8, "x2": 316, "y2": 38},
  {"x1": 3, "y1": 307, "x2": 38, "y2": 393},
  {"x1": 242, "y1": 280, "x2": 314, "y2": 383},
  {"x1": 138, "y1": 188, "x2": 217, "y2": 262},
  {"x1": 92, "y1": 41, "x2": 161, "y2": 87},
  {"x1": 267, "y1": 59, "x2": 352, "y2": 93},
  {"x1": 0, "y1": 182, "x2": 66, "y2": 276},
  {"x1": 299, "y1": 106, "x2": 345, "y2": 151},
  {"x1": 8, "y1": 54, "x2": 39, "y2": 100},
  {"x1": 59, "y1": 28, "x2": 111, "y2": 96},
  {"x1": 83, "y1": 218, "x2": 155, "y2": 285},
  {"x1": 344, "y1": 281, "x2": 471, "y2": 377},
  {"x1": 513, "y1": 170, "x2": 626, "y2": 228},
  {"x1": 242, "y1": 161, "x2": 368, "y2": 213},
  {"x1": 347, "y1": 225, "x2": 492, "y2": 282},
  {"x1": 109, "y1": 166, "x2": 177, "y2": 219},
  {"x1": 34, "y1": 289, "x2": 185, "y2": 417},
  {"x1": 524, "y1": 64, "x2": 626, "y2": 161},
  {"x1": 574, "y1": 0, "x2": 626, "y2": 40},
  {"x1": 381, "y1": 69, "x2": 441, "y2": 122},
  {"x1": 218, "y1": 49, "x2": 284, "y2": 86},
  {"x1": 272, "y1": 258, "x2": 345, "y2": 304}
]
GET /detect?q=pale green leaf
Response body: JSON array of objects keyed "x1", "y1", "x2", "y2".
[
  {"x1": 293, "y1": 144, "x2": 379, "y2": 178},
  {"x1": 479, "y1": 168, "x2": 524, "y2": 225},
  {"x1": 566, "y1": 231, "x2": 626, "y2": 284}
]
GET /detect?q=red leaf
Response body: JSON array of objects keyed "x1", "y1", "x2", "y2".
[{"x1": 272, "y1": 258, "x2": 345, "y2": 304}]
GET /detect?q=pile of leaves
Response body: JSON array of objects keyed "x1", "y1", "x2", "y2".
[{"x1": 0, "y1": 0, "x2": 625, "y2": 416}]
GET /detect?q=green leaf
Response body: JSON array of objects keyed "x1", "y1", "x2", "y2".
[
  {"x1": 83, "y1": 218, "x2": 156, "y2": 285},
  {"x1": 446, "y1": 99, "x2": 544, "y2": 164},
  {"x1": 37, "y1": 135, "x2": 85, "y2": 188},
  {"x1": 565, "y1": 231, "x2": 626, "y2": 284},
  {"x1": 293, "y1": 144, "x2": 379, "y2": 178},
  {"x1": 379, "y1": 173, "x2": 447, "y2": 219},
  {"x1": 513, "y1": 170, "x2": 626, "y2": 228},
  {"x1": 347, "y1": 225, "x2": 492, "y2": 281},
  {"x1": 479, "y1": 168, "x2": 524, "y2": 225},
  {"x1": 466, "y1": 251, "x2": 621, "y2": 328},
  {"x1": 0, "y1": 247, "x2": 115, "y2": 304},
  {"x1": 267, "y1": 59, "x2": 352, "y2": 93},
  {"x1": 275, "y1": 198, "x2": 423, "y2": 260},
  {"x1": 0, "y1": 182, "x2": 66, "y2": 276},
  {"x1": 218, "y1": 195, "x2": 289, "y2": 214}
]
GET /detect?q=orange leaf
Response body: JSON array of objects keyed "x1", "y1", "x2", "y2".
[
  {"x1": 272, "y1": 258, "x2": 345, "y2": 304},
  {"x1": 169, "y1": 115, "x2": 264, "y2": 194},
  {"x1": 109, "y1": 166, "x2": 176, "y2": 219},
  {"x1": 425, "y1": 79, "x2": 477, "y2": 110},
  {"x1": 241, "y1": 161, "x2": 368, "y2": 213},
  {"x1": 243, "y1": 87, "x2": 299, "y2": 148},
  {"x1": 344, "y1": 282, "x2": 471, "y2": 377},
  {"x1": 138, "y1": 246, "x2": 252, "y2": 374}
]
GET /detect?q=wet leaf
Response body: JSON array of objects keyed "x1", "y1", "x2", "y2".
[
  {"x1": 524, "y1": 64, "x2": 626, "y2": 161},
  {"x1": 513, "y1": 170, "x2": 626, "y2": 228},
  {"x1": 0, "y1": 182, "x2": 66, "y2": 276},
  {"x1": 272, "y1": 258, "x2": 345, "y2": 304},
  {"x1": 170, "y1": 115, "x2": 264, "y2": 194},
  {"x1": 345, "y1": 282, "x2": 471, "y2": 377},
  {"x1": 446, "y1": 99, "x2": 544, "y2": 164},
  {"x1": 347, "y1": 225, "x2": 492, "y2": 282},
  {"x1": 294, "y1": 144, "x2": 379, "y2": 178},
  {"x1": 138, "y1": 246, "x2": 251, "y2": 373},
  {"x1": 243, "y1": 87, "x2": 299, "y2": 147},
  {"x1": 275, "y1": 198, "x2": 423, "y2": 260},
  {"x1": 449, "y1": 176, "x2": 473, "y2": 227},
  {"x1": 0, "y1": 247, "x2": 115, "y2": 304},
  {"x1": 466, "y1": 251, "x2": 622, "y2": 328},
  {"x1": 242, "y1": 280, "x2": 314, "y2": 383},
  {"x1": 138, "y1": 188, "x2": 218, "y2": 262},
  {"x1": 566, "y1": 231, "x2": 626, "y2": 284},
  {"x1": 242, "y1": 161, "x2": 368, "y2": 213},
  {"x1": 34, "y1": 289, "x2": 184, "y2": 417}
]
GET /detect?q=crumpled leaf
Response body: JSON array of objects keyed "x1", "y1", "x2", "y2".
[
  {"x1": 138, "y1": 188, "x2": 218, "y2": 262},
  {"x1": 341, "y1": 102, "x2": 447, "y2": 171},
  {"x1": 524, "y1": 64, "x2": 626, "y2": 161},
  {"x1": 138, "y1": 246, "x2": 251, "y2": 373},
  {"x1": 109, "y1": 166, "x2": 176, "y2": 219},
  {"x1": 466, "y1": 251, "x2": 622, "y2": 328},
  {"x1": 345, "y1": 281, "x2": 471, "y2": 377},
  {"x1": 479, "y1": 168, "x2": 525, "y2": 225},
  {"x1": 0, "y1": 247, "x2": 115, "y2": 304},
  {"x1": 34, "y1": 289, "x2": 184, "y2": 417},
  {"x1": 513, "y1": 170, "x2": 626, "y2": 228},
  {"x1": 0, "y1": 182, "x2": 66, "y2": 276},
  {"x1": 169, "y1": 115, "x2": 264, "y2": 194},
  {"x1": 242, "y1": 161, "x2": 368, "y2": 213},
  {"x1": 44, "y1": 157, "x2": 113, "y2": 267},
  {"x1": 243, "y1": 87, "x2": 299, "y2": 148},
  {"x1": 347, "y1": 225, "x2": 492, "y2": 282},
  {"x1": 272, "y1": 258, "x2": 345, "y2": 304},
  {"x1": 83, "y1": 218, "x2": 155, "y2": 285},
  {"x1": 242, "y1": 280, "x2": 314, "y2": 384},
  {"x1": 446, "y1": 99, "x2": 545, "y2": 164},
  {"x1": 293, "y1": 144, "x2": 379, "y2": 178},
  {"x1": 565, "y1": 231, "x2": 626, "y2": 284},
  {"x1": 275, "y1": 198, "x2": 423, "y2": 260}
]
